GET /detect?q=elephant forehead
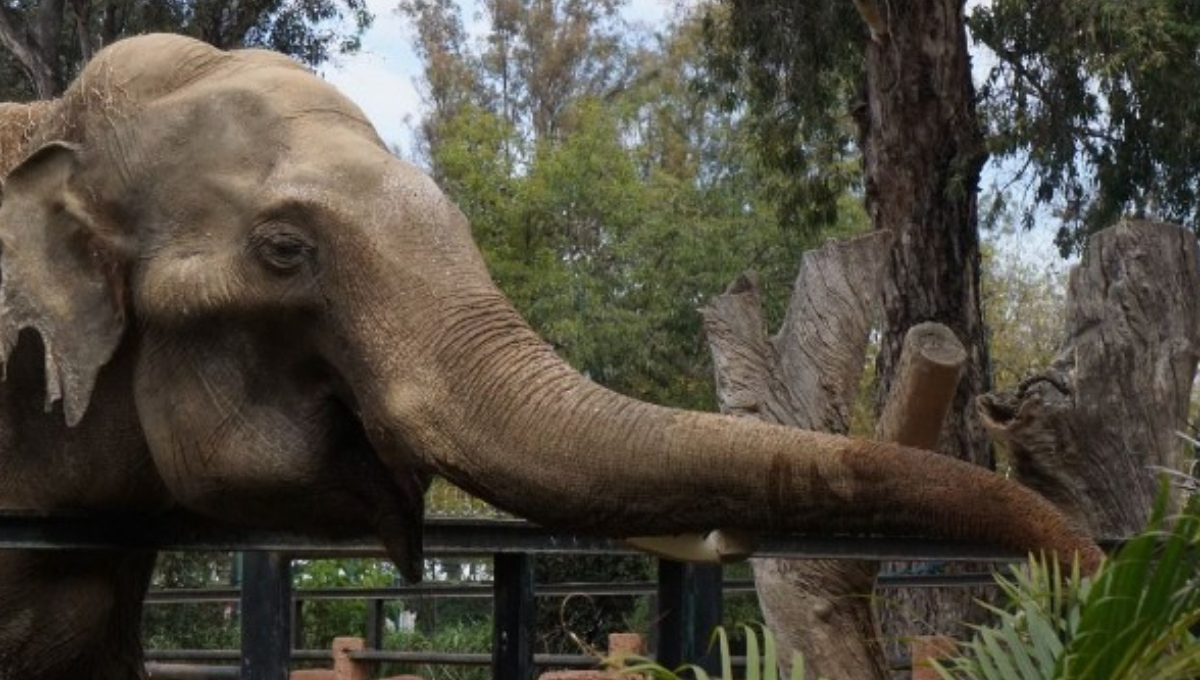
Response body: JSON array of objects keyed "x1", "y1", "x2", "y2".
[
  {"x1": 271, "y1": 138, "x2": 450, "y2": 224},
  {"x1": 73, "y1": 35, "x2": 349, "y2": 124}
]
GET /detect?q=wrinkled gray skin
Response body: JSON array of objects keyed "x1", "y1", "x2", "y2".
[{"x1": 0, "y1": 35, "x2": 1099, "y2": 679}]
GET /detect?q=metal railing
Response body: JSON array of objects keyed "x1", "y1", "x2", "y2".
[{"x1": 0, "y1": 511, "x2": 1035, "y2": 680}]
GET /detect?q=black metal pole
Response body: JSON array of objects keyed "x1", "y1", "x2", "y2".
[
  {"x1": 690, "y1": 564, "x2": 723, "y2": 674},
  {"x1": 492, "y1": 553, "x2": 534, "y2": 680},
  {"x1": 240, "y1": 551, "x2": 292, "y2": 680},
  {"x1": 291, "y1": 599, "x2": 305, "y2": 650},
  {"x1": 366, "y1": 597, "x2": 385, "y2": 648},
  {"x1": 656, "y1": 560, "x2": 686, "y2": 670},
  {"x1": 655, "y1": 560, "x2": 723, "y2": 673}
]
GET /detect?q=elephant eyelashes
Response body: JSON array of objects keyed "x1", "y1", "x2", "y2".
[{"x1": 250, "y1": 226, "x2": 315, "y2": 274}]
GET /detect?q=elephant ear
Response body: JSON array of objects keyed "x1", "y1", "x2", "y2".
[{"x1": 0, "y1": 142, "x2": 125, "y2": 427}]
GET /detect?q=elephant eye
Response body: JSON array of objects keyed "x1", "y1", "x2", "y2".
[{"x1": 250, "y1": 225, "x2": 315, "y2": 274}]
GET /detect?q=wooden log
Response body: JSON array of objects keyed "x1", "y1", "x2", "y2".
[
  {"x1": 873, "y1": 325, "x2": 982, "y2": 668},
  {"x1": 875, "y1": 323, "x2": 966, "y2": 449},
  {"x1": 977, "y1": 220, "x2": 1200, "y2": 538}
]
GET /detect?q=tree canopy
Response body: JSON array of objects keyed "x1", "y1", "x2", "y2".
[
  {"x1": 402, "y1": 0, "x2": 854, "y2": 410},
  {"x1": 697, "y1": 0, "x2": 863, "y2": 236},
  {"x1": 972, "y1": 0, "x2": 1200, "y2": 253},
  {"x1": 0, "y1": 0, "x2": 372, "y2": 98}
]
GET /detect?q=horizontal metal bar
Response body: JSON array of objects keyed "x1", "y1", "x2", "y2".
[
  {"x1": 0, "y1": 510, "x2": 1082, "y2": 562},
  {"x1": 144, "y1": 649, "x2": 599, "y2": 668},
  {"x1": 143, "y1": 570, "x2": 1004, "y2": 606},
  {"x1": 0, "y1": 512, "x2": 621, "y2": 555},
  {"x1": 348, "y1": 650, "x2": 598, "y2": 667},
  {"x1": 144, "y1": 663, "x2": 239, "y2": 680},
  {"x1": 145, "y1": 651, "x2": 240, "y2": 663},
  {"x1": 146, "y1": 582, "x2": 651, "y2": 604},
  {"x1": 144, "y1": 649, "x2": 913, "y2": 673}
]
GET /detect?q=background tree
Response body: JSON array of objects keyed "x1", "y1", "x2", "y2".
[
  {"x1": 972, "y1": 0, "x2": 1200, "y2": 254},
  {"x1": 401, "y1": 0, "x2": 833, "y2": 411},
  {"x1": 401, "y1": 0, "x2": 857, "y2": 654},
  {"x1": 0, "y1": 0, "x2": 372, "y2": 99},
  {"x1": 141, "y1": 552, "x2": 239, "y2": 652},
  {"x1": 980, "y1": 211, "x2": 1067, "y2": 394},
  {"x1": 704, "y1": 0, "x2": 993, "y2": 667},
  {"x1": 293, "y1": 559, "x2": 400, "y2": 649}
]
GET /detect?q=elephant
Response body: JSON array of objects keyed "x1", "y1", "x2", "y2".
[{"x1": 0, "y1": 34, "x2": 1100, "y2": 680}]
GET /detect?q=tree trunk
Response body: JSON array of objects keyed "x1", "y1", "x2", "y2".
[
  {"x1": 703, "y1": 235, "x2": 979, "y2": 677},
  {"x1": 701, "y1": 232, "x2": 893, "y2": 679},
  {"x1": 0, "y1": 0, "x2": 66, "y2": 98},
  {"x1": 855, "y1": 0, "x2": 993, "y2": 656},
  {"x1": 978, "y1": 221, "x2": 1200, "y2": 538}
]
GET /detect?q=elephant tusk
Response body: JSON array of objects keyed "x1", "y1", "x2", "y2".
[{"x1": 624, "y1": 529, "x2": 759, "y2": 564}]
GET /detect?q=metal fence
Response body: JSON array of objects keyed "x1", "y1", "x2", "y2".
[{"x1": 0, "y1": 511, "x2": 1031, "y2": 680}]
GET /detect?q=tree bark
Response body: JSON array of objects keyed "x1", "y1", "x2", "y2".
[
  {"x1": 703, "y1": 235, "x2": 980, "y2": 678},
  {"x1": 855, "y1": 0, "x2": 993, "y2": 655},
  {"x1": 978, "y1": 221, "x2": 1200, "y2": 538},
  {"x1": 701, "y1": 231, "x2": 893, "y2": 680},
  {"x1": 0, "y1": 0, "x2": 66, "y2": 98}
]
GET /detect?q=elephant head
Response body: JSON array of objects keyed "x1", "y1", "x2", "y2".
[{"x1": 0, "y1": 34, "x2": 1102, "y2": 589}]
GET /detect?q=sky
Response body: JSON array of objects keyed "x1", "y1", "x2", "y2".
[
  {"x1": 320, "y1": 0, "x2": 423, "y2": 153},
  {"x1": 321, "y1": 0, "x2": 675, "y2": 156}
]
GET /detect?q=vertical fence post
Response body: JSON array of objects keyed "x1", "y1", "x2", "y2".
[
  {"x1": 292, "y1": 598, "x2": 306, "y2": 650},
  {"x1": 493, "y1": 552, "x2": 534, "y2": 680},
  {"x1": 366, "y1": 598, "x2": 386, "y2": 648},
  {"x1": 691, "y1": 564, "x2": 723, "y2": 673},
  {"x1": 656, "y1": 560, "x2": 686, "y2": 670},
  {"x1": 241, "y1": 551, "x2": 293, "y2": 680},
  {"x1": 655, "y1": 560, "x2": 723, "y2": 674}
]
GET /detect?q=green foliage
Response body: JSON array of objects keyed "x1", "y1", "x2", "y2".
[
  {"x1": 387, "y1": 620, "x2": 493, "y2": 680},
  {"x1": 534, "y1": 554, "x2": 654, "y2": 654},
  {"x1": 936, "y1": 490, "x2": 1200, "y2": 679},
  {"x1": 400, "y1": 0, "x2": 634, "y2": 155},
  {"x1": 407, "y1": 1, "x2": 862, "y2": 410},
  {"x1": 141, "y1": 552, "x2": 239, "y2": 650},
  {"x1": 426, "y1": 477, "x2": 509, "y2": 518},
  {"x1": 293, "y1": 558, "x2": 400, "y2": 649},
  {"x1": 971, "y1": 0, "x2": 1200, "y2": 253},
  {"x1": 609, "y1": 624, "x2": 820, "y2": 680},
  {"x1": 696, "y1": 0, "x2": 863, "y2": 237},
  {"x1": 0, "y1": 0, "x2": 372, "y2": 99},
  {"x1": 980, "y1": 208, "x2": 1067, "y2": 390}
]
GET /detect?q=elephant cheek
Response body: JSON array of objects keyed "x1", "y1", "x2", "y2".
[{"x1": 135, "y1": 374, "x2": 298, "y2": 510}]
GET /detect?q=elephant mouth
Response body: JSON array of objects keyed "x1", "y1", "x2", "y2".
[{"x1": 329, "y1": 398, "x2": 427, "y2": 583}]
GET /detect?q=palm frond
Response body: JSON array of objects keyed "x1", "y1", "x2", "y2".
[
  {"x1": 938, "y1": 483, "x2": 1200, "y2": 680},
  {"x1": 606, "y1": 624, "x2": 820, "y2": 680}
]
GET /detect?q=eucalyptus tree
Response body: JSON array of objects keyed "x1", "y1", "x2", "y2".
[
  {"x1": 971, "y1": 0, "x2": 1200, "y2": 253},
  {"x1": 0, "y1": 0, "x2": 371, "y2": 99},
  {"x1": 401, "y1": 0, "x2": 816, "y2": 410},
  {"x1": 701, "y1": 1, "x2": 992, "y2": 673}
]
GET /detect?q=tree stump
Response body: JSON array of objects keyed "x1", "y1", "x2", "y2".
[
  {"x1": 978, "y1": 220, "x2": 1200, "y2": 538},
  {"x1": 701, "y1": 231, "x2": 893, "y2": 680}
]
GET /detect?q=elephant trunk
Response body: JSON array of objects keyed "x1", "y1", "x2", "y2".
[{"x1": 363, "y1": 287, "x2": 1103, "y2": 574}]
